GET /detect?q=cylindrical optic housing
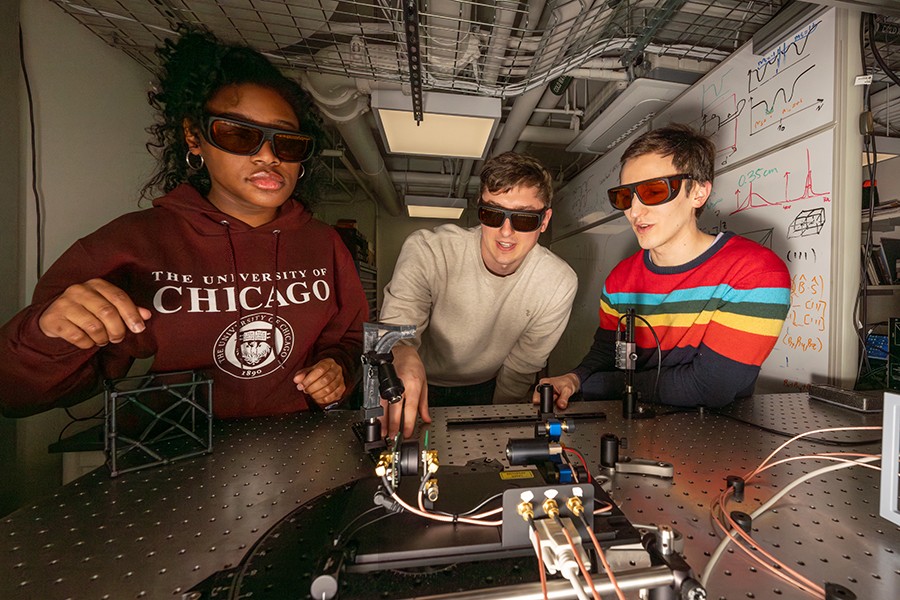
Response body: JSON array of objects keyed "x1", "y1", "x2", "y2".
[{"x1": 506, "y1": 438, "x2": 560, "y2": 465}]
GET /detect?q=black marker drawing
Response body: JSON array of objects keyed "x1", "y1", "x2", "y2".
[{"x1": 788, "y1": 207, "x2": 826, "y2": 238}]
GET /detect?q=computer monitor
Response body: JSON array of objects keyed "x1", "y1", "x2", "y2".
[{"x1": 880, "y1": 391, "x2": 900, "y2": 526}]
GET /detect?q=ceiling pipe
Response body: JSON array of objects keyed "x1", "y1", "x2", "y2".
[
  {"x1": 415, "y1": 0, "x2": 495, "y2": 201},
  {"x1": 564, "y1": 67, "x2": 628, "y2": 80},
  {"x1": 335, "y1": 169, "x2": 481, "y2": 191},
  {"x1": 481, "y1": 0, "x2": 521, "y2": 87},
  {"x1": 301, "y1": 69, "x2": 404, "y2": 216},
  {"x1": 300, "y1": 1, "x2": 482, "y2": 214},
  {"x1": 454, "y1": 0, "x2": 519, "y2": 199},
  {"x1": 490, "y1": 0, "x2": 584, "y2": 156},
  {"x1": 453, "y1": 156, "x2": 477, "y2": 200},
  {"x1": 526, "y1": 0, "x2": 548, "y2": 30},
  {"x1": 513, "y1": 1, "x2": 616, "y2": 154},
  {"x1": 334, "y1": 111, "x2": 403, "y2": 216},
  {"x1": 425, "y1": 0, "x2": 474, "y2": 77}
]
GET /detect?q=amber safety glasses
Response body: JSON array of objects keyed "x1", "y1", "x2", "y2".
[
  {"x1": 607, "y1": 174, "x2": 694, "y2": 211},
  {"x1": 204, "y1": 114, "x2": 314, "y2": 163},
  {"x1": 477, "y1": 204, "x2": 547, "y2": 232}
]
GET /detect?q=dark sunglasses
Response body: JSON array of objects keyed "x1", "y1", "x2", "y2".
[
  {"x1": 203, "y1": 114, "x2": 314, "y2": 163},
  {"x1": 477, "y1": 203, "x2": 547, "y2": 232},
  {"x1": 607, "y1": 174, "x2": 694, "y2": 211}
]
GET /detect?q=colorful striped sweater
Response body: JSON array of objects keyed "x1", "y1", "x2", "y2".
[{"x1": 572, "y1": 232, "x2": 790, "y2": 407}]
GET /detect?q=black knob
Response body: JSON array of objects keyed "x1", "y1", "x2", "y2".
[
  {"x1": 364, "y1": 419, "x2": 381, "y2": 443},
  {"x1": 600, "y1": 433, "x2": 619, "y2": 468},
  {"x1": 730, "y1": 510, "x2": 752, "y2": 535},
  {"x1": 726, "y1": 475, "x2": 745, "y2": 503}
]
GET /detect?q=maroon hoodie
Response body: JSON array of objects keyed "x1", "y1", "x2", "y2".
[{"x1": 0, "y1": 184, "x2": 369, "y2": 418}]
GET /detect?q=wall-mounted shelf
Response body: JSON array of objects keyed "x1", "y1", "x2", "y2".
[
  {"x1": 866, "y1": 284, "x2": 900, "y2": 294},
  {"x1": 863, "y1": 206, "x2": 900, "y2": 231}
]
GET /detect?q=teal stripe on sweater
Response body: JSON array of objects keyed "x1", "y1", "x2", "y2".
[{"x1": 604, "y1": 286, "x2": 790, "y2": 307}]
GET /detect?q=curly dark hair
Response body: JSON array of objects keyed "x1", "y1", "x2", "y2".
[{"x1": 141, "y1": 28, "x2": 325, "y2": 206}]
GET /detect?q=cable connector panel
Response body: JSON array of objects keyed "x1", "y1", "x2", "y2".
[{"x1": 501, "y1": 484, "x2": 594, "y2": 548}]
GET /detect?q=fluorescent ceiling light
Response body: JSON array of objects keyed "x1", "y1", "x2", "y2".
[
  {"x1": 404, "y1": 195, "x2": 467, "y2": 219},
  {"x1": 372, "y1": 90, "x2": 501, "y2": 159}
]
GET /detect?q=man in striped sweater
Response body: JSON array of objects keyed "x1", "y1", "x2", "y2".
[{"x1": 536, "y1": 124, "x2": 790, "y2": 410}]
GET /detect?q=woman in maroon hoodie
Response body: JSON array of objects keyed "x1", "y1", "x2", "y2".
[{"x1": 0, "y1": 30, "x2": 368, "y2": 418}]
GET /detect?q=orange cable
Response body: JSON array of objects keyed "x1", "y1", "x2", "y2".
[
  {"x1": 559, "y1": 519, "x2": 601, "y2": 600},
  {"x1": 713, "y1": 492, "x2": 825, "y2": 598},
  {"x1": 531, "y1": 521, "x2": 549, "y2": 600},
  {"x1": 583, "y1": 516, "x2": 627, "y2": 600}
]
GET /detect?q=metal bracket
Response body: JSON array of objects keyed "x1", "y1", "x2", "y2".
[
  {"x1": 613, "y1": 456, "x2": 674, "y2": 479},
  {"x1": 358, "y1": 322, "x2": 416, "y2": 450},
  {"x1": 402, "y1": 0, "x2": 424, "y2": 123}
]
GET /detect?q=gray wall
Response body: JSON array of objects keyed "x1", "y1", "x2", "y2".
[
  {"x1": 1, "y1": 0, "x2": 154, "y2": 517},
  {"x1": 314, "y1": 198, "x2": 481, "y2": 312}
]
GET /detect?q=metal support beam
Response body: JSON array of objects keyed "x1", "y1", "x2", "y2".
[
  {"x1": 402, "y1": 0, "x2": 424, "y2": 123},
  {"x1": 620, "y1": 0, "x2": 688, "y2": 68}
]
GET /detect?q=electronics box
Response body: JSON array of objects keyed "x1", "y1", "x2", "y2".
[{"x1": 880, "y1": 391, "x2": 900, "y2": 526}]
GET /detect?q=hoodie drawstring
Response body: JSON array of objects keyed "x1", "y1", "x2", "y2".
[
  {"x1": 272, "y1": 229, "x2": 286, "y2": 370},
  {"x1": 220, "y1": 220, "x2": 247, "y2": 368},
  {"x1": 220, "y1": 220, "x2": 287, "y2": 371}
]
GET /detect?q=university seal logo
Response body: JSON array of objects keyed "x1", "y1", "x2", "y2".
[{"x1": 214, "y1": 313, "x2": 294, "y2": 379}]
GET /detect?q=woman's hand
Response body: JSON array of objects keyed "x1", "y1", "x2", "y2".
[
  {"x1": 38, "y1": 278, "x2": 151, "y2": 349},
  {"x1": 294, "y1": 358, "x2": 345, "y2": 408}
]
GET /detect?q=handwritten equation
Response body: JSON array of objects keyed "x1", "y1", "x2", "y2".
[{"x1": 783, "y1": 272, "x2": 826, "y2": 353}]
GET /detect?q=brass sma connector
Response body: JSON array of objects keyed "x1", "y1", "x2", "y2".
[
  {"x1": 423, "y1": 449, "x2": 439, "y2": 474},
  {"x1": 517, "y1": 500, "x2": 535, "y2": 522},
  {"x1": 374, "y1": 451, "x2": 393, "y2": 477},
  {"x1": 424, "y1": 478, "x2": 439, "y2": 502},
  {"x1": 542, "y1": 497, "x2": 560, "y2": 519},
  {"x1": 566, "y1": 495, "x2": 585, "y2": 517}
]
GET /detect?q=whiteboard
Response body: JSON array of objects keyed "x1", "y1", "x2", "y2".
[
  {"x1": 552, "y1": 127, "x2": 644, "y2": 240},
  {"x1": 699, "y1": 128, "x2": 834, "y2": 391},
  {"x1": 548, "y1": 224, "x2": 637, "y2": 374},
  {"x1": 661, "y1": 10, "x2": 835, "y2": 169}
]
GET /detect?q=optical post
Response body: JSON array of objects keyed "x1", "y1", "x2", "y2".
[
  {"x1": 616, "y1": 309, "x2": 654, "y2": 421},
  {"x1": 358, "y1": 322, "x2": 416, "y2": 450}
]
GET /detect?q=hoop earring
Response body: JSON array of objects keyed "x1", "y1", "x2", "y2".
[
  {"x1": 297, "y1": 164, "x2": 305, "y2": 180},
  {"x1": 186, "y1": 151, "x2": 204, "y2": 170}
]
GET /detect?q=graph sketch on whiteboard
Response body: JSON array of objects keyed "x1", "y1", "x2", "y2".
[
  {"x1": 748, "y1": 19, "x2": 825, "y2": 137},
  {"x1": 750, "y1": 64, "x2": 824, "y2": 136},
  {"x1": 659, "y1": 11, "x2": 834, "y2": 171},
  {"x1": 787, "y1": 207, "x2": 826, "y2": 238},
  {"x1": 701, "y1": 93, "x2": 743, "y2": 163},
  {"x1": 731, "y1": 148, "x2": 829, "y2": 214},
  {"x1": 748, "y1": 19, "x2": 820, "y2": 92}
]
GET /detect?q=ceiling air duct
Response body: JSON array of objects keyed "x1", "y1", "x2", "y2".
[{"x1": 566, "y1": 79, "x2": 688, "y2": 155}]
